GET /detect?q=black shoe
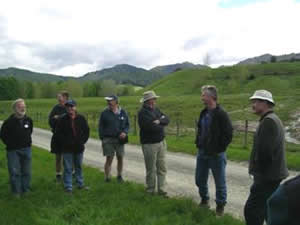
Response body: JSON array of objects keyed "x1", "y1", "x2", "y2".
[
  {"x1": 78, "y1": 185, "x2": 90, "y2": 190},
  {"x1": 117, "y1": 175, "x2": 124, "y2": 183},
  {"x1": 105, "y1": 177, "x2": 111, "y2": 183},
  {"x1": 158, "y1": 191, "x2": 168, "y2": 198},
  {"x1": 216, "y1": 204, "x2": 224, "y2": 217},
  {"x1": 56, "y1": 174, "x2": 62, "y2": 183},
  {"x1": 64, "y1": 189, "x2": 72, "y2": 195},
  {"x1": 199, "y1": 199, "x2": 210, "y2": 208}
]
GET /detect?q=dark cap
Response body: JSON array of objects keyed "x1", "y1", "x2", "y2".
[
  {"x1": 65, "y1": 99, "x2": 77, "y2": 107},
  {"x1": 104, "y1": 95, "x2": 118, "y2": 102}
]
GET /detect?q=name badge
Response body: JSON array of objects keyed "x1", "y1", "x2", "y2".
[{"x1": 24, "y1": 124, "x2": 29, "y2": 128}]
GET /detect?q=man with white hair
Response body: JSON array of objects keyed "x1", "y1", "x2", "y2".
[
  {"x1": 244, "y1": 90, "x2": 289, "y2": 225},
  {"x1": 195, "y1": 85, "x2": 233, "y2": 216},
  {"x1": 0, "y1": 99, "x2": 33, "y2": 197}
]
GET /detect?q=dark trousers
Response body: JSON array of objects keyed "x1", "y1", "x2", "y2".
[{"x1": 244, "y1": 178, "x2": 281, "y2": 225}]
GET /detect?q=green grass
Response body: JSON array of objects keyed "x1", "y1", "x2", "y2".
[{"x1": 0, "y1": 144, "x2": 245, "y2": 225}]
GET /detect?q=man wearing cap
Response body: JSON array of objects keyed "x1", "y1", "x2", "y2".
[
  {"x1": 195, "y1": 85, "x2": 233, "y2": 216},
  {"x1": 48, "y1": 91, "x2": 69, "y2": 182},
  {"x1": 244, "y1": 90, "x2": 288, "y2": 225},
  {"x1": 138, "y1": 90, "x2": 169, "y2": 196},
  {"x1": 0, "y1": 99, "x2": 33, "y2": 197},
  {"x1": 98, "y1": 95, "x2": 129, "y2": 183},
  {"x1": 55, "y1": 99, "x2": 90, "y2": 193}
]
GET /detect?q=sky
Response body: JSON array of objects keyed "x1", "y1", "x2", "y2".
[{"x1": 1, "y1": 0, "x2": 300, "y2": 77}]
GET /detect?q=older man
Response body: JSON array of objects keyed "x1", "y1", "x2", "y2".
[
  {"x1": 244, "y1": 90, "x2": 288, "y2": 225},
  {"x1": 55, "y1": 99, "x2": 90, "y2": 193},
  {"x1": 195, "y1": 85, "x2": 233, "y2": 216},
  {"x1": 138, "y1": 90, "x2": 169, "y2": 196},
  {"x1": 0, "y1": 99, "x2": 33, "y2": 197},
  {"x1": 98, "y1": 95, "x2": 129, "y2": 183}
]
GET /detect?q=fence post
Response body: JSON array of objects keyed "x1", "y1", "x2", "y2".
[
  {"x1": 243, "y1": 120, "x2": 248, "y2": 149},
  {"x1": 176, "y1": 119, "x2": 180, "y2": 139},
  {"x1": 195, "y1": 119, "x2": 198, "y2": 137}
]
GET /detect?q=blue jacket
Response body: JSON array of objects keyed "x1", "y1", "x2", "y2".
[{"x1": 98, "y1": 107, "x2": 130, "y2": 140}]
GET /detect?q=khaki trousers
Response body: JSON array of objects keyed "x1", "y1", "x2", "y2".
[{"x1": 142, "y1": 140, "x2": 167, "y2": 193}]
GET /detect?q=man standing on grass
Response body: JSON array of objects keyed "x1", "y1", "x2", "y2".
[
  {"x1": 244, "y1": 90, "x2": 288, "y2": 225},
  {"x1": 48, "y1": 91, "x2": 69, "y2": 183},
  {"x1": 55, "y1": 99, "x2": 90, "y2": 194},
  {"x1": 195, "y1": 85, "x2": 233, "y2": 216},
  {"x1": 138, "y1": 90, "x2": 169, "y2": 197},
  {"x1": 98, "y1": 95, "x2": 129, "y2": 183},
  {"x1": 0, "y1": 99, "x2": 33, "y2": 197}
]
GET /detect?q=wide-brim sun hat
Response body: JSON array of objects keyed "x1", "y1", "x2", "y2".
[
  {"x1": 140, "y1": 90, "x2": 160, "y2": 103},
  {"x1": 249, "y1": 90, "x2": 275, "y2": 105}
]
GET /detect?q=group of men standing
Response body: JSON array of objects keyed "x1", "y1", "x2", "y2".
[{"x1": 0, "y1": 86, "x2": 299, "y2": 224}]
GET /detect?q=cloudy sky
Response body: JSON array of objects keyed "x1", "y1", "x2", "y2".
[{"x1": 1, "y1": 0, "x2": 300, "y2": 77}]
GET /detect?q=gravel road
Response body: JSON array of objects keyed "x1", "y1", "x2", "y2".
[{"x1": 26, "y1": 127, "x2": 298, "y2": 219}]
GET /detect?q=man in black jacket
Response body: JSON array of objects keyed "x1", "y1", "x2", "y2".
[
  {"x1": 195, "y1": 85, "x2": 233, "y2": 216},
  {"x1": 244, "y1": 90, "x2": 288, "y2": 225},
  {"x1": 0, "y1": 99, "x2": 33, "y2": 197},
  {"x1": 48, "y1": 91, "x2": 69, "y2": 182},
  {"x1": 98, "y1": 95, "x2": 129, "y2": 183},
  {"x1": 138, "y1": 91, "x2": 169, "y2": 196},
  {"x1": 54, "y1": 99, "x2": 90, "y2": 193}
]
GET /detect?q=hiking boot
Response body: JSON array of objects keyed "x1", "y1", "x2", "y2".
[
  {"x1": 78, "y1": 185, "x2": 90, "y2": 190},
  {"x1": 105, "y1": 177, "x2": 111, "y2": 183},
  {"x1": 216, "y1": 204, "x2": 225, "y2": 217},
  {"x1": 199, "y1": 199, "x2": 210, "y2": 208},
  {"x1": 117, "y1": 175, "x2": 124, "y2": 183},
  {"x1": 64, "y1": 189, "x2": 72, "y2": 195},
  {"x1": 158, "y1": 191, "x2": 169, "y2": 198}
]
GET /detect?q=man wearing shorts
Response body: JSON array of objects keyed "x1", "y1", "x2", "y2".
[{"x1": 98, "y1": 95, "x2": 129, "y2": 183}]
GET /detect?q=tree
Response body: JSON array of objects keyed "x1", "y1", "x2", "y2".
[
  {"x1": 0, "y1": 77, "x2": 22, "y2": 100},
  {"x1": 270, "y1": 56, "x2": 277, "y2": 63},
  {"x1": 99, "y1": 79, "x2": 117, "y2": 96}
]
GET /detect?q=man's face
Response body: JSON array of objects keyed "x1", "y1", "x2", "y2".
[
  {"x1": 107, "y1": 100, "x2": 117, "y2": 110},
  {"x1": 57, "y1": 94, "x2": 65, "y2": 105},
  {"x1": 251, "y1": 99, "x2": 267, "y2": 115},
  {"x1": 146, "y1": 98, "x2": 156, "y2": 108},
  {"x1": 15, "y1": 101, "x2": 26, "y2": 117},
  {"x1": 201, "y1": 91, "x2": 212, "y2": 106},
  {"x1": 66, "y1": 105, "x2": 76, "y2": 115}
]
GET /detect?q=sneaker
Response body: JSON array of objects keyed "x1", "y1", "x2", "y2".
[
  {"x1": 56, "y1": 174, "x2": 62, "y2": 183},
  {"x1": 199, "y1": 199, "x2": 210, "y2": 208},
  {"x1": 216, "y1": 205, "x2": 224, "y2": 217},
  {"x1": 117, "y1": 175, "x2": 124, "y2": 183}
]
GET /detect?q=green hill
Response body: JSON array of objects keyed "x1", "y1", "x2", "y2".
[
  {"x1": 143, "y1": 62, "x2": 300, "y2": 96},
  {"x1": 0, "y1": 67, "x2": 71, "y2": 82}
]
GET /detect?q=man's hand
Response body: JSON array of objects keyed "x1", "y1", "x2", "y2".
[{"x1": 153, "y1": 120, "x2": 160, "y2": 125}]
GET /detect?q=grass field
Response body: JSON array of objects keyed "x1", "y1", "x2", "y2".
[
  {"x1": 0, "y1": 144, "x2": 245, "y2": 225},
  {"x1": 0, "y1": 94, "x2": 300, "y2": 170}
]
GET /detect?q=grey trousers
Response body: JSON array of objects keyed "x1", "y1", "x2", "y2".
[{"x1": 142, "y1": 140, "x2": 167, "y2": 193}]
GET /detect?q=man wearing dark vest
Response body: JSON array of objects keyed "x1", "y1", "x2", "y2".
[{"x1": 244, "y1": 90, "x2": 289, "y2": 225}]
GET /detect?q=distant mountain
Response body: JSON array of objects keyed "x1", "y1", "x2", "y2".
[
  {"x1": 238, "y1": 53, "x2": 300, "y2": 65},
  {"x1": 0, "y1": 62, "x2": 207, "y2": 86},
  {"x1": 79, "y1": 64, "x2": 162, "y2": 86},
  {"x1": 150, "y1": 62, "x2": 208, "y2": 75},
  {"x1": 0, "y1": 67, "x2": 71, "y2": 82}
]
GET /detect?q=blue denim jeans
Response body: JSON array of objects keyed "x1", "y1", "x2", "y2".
[
  {"x1": 63, "y1": 152, "x2": 84, "y2": 191},
  {"x1": 7, "y1": 147, "x2": 32, "y2": 194},
  {"x1": 267, "y1": 185, "x2": 289, "y2": 225},
  {"x1": 195, "y1": 149, "x2": 227, "y2": 205}
]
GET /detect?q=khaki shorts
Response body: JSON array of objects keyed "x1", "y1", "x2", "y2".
[{"x1": 102, "y1": 137, "x2": 125, "y2": 157}]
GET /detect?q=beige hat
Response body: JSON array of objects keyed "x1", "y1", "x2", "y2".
[
  {"x1": 249, "y1": 90, "x2": 275, "y2": 105},
  {"x1": 140, "y1": 90, "x2": 160, "y2": 103}
]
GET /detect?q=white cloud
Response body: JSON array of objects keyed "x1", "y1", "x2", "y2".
[{"x1": 0, "y1": 0, "x2": 300, "y2": 76}]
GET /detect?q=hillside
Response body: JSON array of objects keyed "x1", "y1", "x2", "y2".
[
  {"x1": 0, "y1": 67, "x2": 71, "y2": 82},
  {"x1": 143, "y1": 62, "x2": 300, "y2": 96},
  {"x1": 79, "y1": 64, "x2": 162, "y2": 86},
  {"x1": 150, "y1": 62, "x2": 208, "y2": 75},
  {"x1": 238, "y1": 53, "x2": 300, "y2": 65}
]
